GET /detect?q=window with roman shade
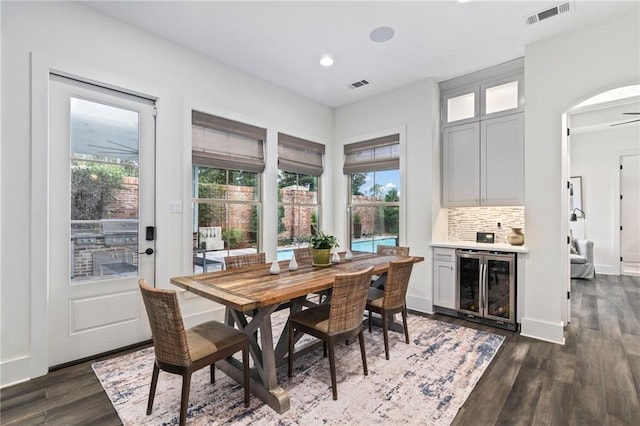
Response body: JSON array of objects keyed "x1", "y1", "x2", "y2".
[
  {"x1": 344, "y1": 134, "x2": 401, "y2": 253},
  {"x1": 192, "y1": 110, "x2": 266, "y2": 172},
  {"x1": 191, "y1": 111, "x2": 265, "y2": 270},
  {"x1": 343, "y1": 134, "x2": 400, "y2": 174},
  {"x1": 277, "y1": 133, "x2": 324, "y2": 257}
]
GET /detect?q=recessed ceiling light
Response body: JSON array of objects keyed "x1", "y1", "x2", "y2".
[
  {"x1": 457, "y1": 0, "x2": 472, "y2": 3},
  {"x1": 369, "y1": 26, "x2": 395, "y2": 43},
  {"x1": 320, "y1": 55, "x2": 334, "y2": 67}
]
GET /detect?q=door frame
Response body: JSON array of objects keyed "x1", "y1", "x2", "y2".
[{"x1": 29, "y1": 52, "x2": 164, "y2": 379}]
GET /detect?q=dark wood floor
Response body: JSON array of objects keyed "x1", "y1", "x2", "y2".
[{"x1": 2, "y1": 274, "x2": 639, "y2": 425}]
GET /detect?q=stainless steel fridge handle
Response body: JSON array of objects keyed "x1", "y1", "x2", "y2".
[{"x1": 479, "y1": 263, "x2": 485, "y2": 311}]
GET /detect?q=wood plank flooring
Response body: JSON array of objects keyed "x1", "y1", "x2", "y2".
[{"x1": 1, "y1": 274, "x2": 639, "y2": 425}]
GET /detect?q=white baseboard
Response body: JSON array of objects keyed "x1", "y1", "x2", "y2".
[
  {"x1": 594, "y1": 264, "x2": 618, "y2": 275},
  {"x1": 407, "y1": 294, "x2": 434, "y2": 315},
  {"x1": 520, "y1": 317, "x2": 565, "y2": 344},
  {"x1": 1, "y1": 355, "x2": 31, "y2": 389}
]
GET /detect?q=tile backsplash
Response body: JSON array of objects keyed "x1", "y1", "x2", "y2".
[{"x1": 448, "y1": 207, "x2": 525, "y2": 244}]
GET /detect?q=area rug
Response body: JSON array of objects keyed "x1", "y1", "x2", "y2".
[{"x1": 92, "y1": 313, "x2": 504, "y2": 425}]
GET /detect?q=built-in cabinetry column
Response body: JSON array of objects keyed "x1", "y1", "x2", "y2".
[{"x1": 433, "y1": 247, "x2": 456, "y2": 310}]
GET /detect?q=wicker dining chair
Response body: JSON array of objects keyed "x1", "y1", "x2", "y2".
[
  {"x1": 371, "y1": 245, "x2": 410, "y2": 290},
  {"x1": 288, "y1": 266, "x2": 374, "y2": 400},
  {"x1": 224, "y1": 252, "x2": 266, "y2": 269},
  {"x1": 366, "y1": 257, "x2": 415, "y2": 360},
  {"x1": 138, "y1": 279, "x2": 250, "y2": 426},
  {"x1": 292, "y1": 246, "x2": 313, "y2": 260}
]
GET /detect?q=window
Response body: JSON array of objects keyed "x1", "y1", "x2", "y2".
[
  {"x1": 447, "y1": 91, "x2": 477, "y2": 123},
  {"x1": 192, "y1": 111, "x2": 265, "y2": 272},
  {"x1": 344, "y1": 135, "x2": 401, "y2": 253},
  {"x1": 277, "y1": 133, "x2": 324, "y2": 260}
]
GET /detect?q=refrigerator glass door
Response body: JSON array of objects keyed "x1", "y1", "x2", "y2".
[
  {"x1": 484, "y1": 255, "x2": 515, "y2": 323},
  {"x1": 457, "y1": 255, "x2": 481, "y2": 315}
]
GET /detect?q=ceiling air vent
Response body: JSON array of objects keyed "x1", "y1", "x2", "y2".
[
  {"x1": 525, "y1": 1, "x2": 574, "y2": 25},
  {"x1": 349, "y1": 79, "x2": 370, "y2": 89}
]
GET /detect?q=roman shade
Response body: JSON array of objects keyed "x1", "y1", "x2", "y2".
[
  {"x1": 343, "y1": 134, "x2": 400, "y2": 174},
  {"x1": 278, "y1": 133, "x2": 325, "y2": 176},
  {"x1": 192, "y1": 111, "x2": 266, "y2": 173}
]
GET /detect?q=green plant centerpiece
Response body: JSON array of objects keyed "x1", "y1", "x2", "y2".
[{"x1": 309, "y1": 230, "x2": 339, "y2": 267}]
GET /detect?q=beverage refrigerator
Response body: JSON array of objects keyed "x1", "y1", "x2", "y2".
[{"x1": 455, "y1": 249, "x2": 517, "y2": 330}]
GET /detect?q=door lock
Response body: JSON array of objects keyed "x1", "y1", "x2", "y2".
[{"x1": 139, "y1": 248, "x2": 154, "y2": 255}]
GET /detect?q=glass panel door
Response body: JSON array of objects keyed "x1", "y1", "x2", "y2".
[
  {"x1": 457, "y1": 255, "x2": 481, "y2": 314},
  {"x1": 484, "y1": 256, "x2": 515, "y2": 323}
]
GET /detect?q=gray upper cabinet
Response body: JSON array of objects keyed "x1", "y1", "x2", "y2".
[
  {"x1": 480, "y1": 113, "x2": 524, "y2": 206},
  {"x1": 442, "y1": 123, "x2": 480, "y2": 206},
  {"x1": 440, "y1": 58, "x2": 524, "y2": 207}
]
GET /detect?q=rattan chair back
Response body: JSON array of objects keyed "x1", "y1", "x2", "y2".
[
  {"x1": 224, "y1": 252, "x2": 266, "y2": 269},
  {"x1": 292, "y1": 247, "x2": 312, "y2": 260},
  {"x1": 138, "y1": 279, "x2": 191, "y2": 367},
  {"x1": 376, "y1": 245, "x2": 410, "y2": 256},
  {"x1": 382, "y1": 258, "x2": 415, "y2": 309},
  {"x1": 328, "y1": 266, "x2": 374, "y2": 335}
]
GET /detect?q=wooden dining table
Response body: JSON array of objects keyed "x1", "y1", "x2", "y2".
[{"x1": 170, "y1": 250, "x2": 423, "y2": 413}]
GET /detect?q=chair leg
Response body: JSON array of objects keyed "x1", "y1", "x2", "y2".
[
  {"x1": 402, "y1": 306, "x2": 410, "y2": 344},
  {"x1": 288, "y1": 322, "x2": 295, "y2": 378},
  {"x1": 210, "y1": 364, "x2": 215, "y2": 384},
  {"x1": 146, "y1": 361, "x2": 160, "y2": 415},
  {"x1": 358, "y1": 330, "x2": 368, "y2": 376},
  {"x1": 368, "y1": 309, "x2": 372, "y2": 333},
  {"x1": 323, "y1": 341, "x2": 327, "y2": 357},
  {"x1": 179, "y1": 372, "x2": 192, "y2": 426},
  {"x1": 382, "y1": 311, "x2": 390, "y2": 360},
  {"x1": 327, "y1": 336, "x2": 338, "y2": 400},
  {"x1": 242, "y1": 345, "x2": 250, "y2": 408}
]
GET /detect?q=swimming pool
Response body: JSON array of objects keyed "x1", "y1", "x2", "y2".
[{"x1": 277, "y1": 237, "x2": 398, "y2": 260}]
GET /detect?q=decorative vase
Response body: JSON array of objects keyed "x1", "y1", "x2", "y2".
[
  {"x1": 312, "y1": 248, "x2": 331, "y2": 267},
  {"x1": 331, "y1": 251, "x2": 340, "y2": 263},
  {"x1": 270, "y1": 261, "x2": 281, "y2": 274},
  {"x1": 288, "y1": 254, "x2": 298, "y2": 271},
  {"x1": 508, "y1": 227, "x2": 525, "y2": 246},
  {"x1": 345, "y1": 250, "x2": 354, "y2": 260}
]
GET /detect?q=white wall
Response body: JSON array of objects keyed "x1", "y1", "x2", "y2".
[
  {"x1": 524, "y1": 9, "x2": 640, "y2": 342},
  {"x1": 1, "y1": 1, "x2": 332, "y2": 386},
  {"x1": 570, "y1": 124, "x2": 640, "y2": 275},
  {"x1": 333, "y1": 79, "x2": 440, "y2": 314}
]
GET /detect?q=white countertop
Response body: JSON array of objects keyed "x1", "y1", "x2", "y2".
[{"x1": 431, "y1": 241, "x2": 529, "y2": 253}]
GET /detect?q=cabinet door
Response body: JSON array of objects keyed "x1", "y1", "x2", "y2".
[
  {"x1": 433, "y1": 260, "x2": 456, "y2": 309},
  {"x1": 442, "y1": 122, "x2": 480, "y2": 207},
  {"x1": 480, "y1": 113, "x2": 524, "y2": 206}
]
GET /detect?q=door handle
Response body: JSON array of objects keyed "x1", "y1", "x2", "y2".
[{"x1": 138, "y1": 248, "x2": 154, "y2": 255}]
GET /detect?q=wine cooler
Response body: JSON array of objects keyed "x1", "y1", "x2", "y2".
[{"x1": 456, "y1": 249, "x2": 517, "y2": 331}]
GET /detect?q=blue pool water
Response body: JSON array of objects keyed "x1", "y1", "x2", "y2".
[{"x1": 277, "y1": 237, "x2": 398, "y2": 260}]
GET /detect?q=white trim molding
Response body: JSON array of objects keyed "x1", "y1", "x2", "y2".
[{"x1": 520, "y1": 317, "x2": 565, "y2": 344}]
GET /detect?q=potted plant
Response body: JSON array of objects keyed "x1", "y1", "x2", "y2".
[
  {"x1": 352, "y1": 213, "x2": 362, "y2": 239},
  {"x1": 309, "y1": 230, "x2": 339, "y2": 266}
]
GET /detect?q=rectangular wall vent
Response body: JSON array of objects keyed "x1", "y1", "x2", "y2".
[
  {"x1": 349, "y1": 79, "x2": 370, "y2": 89},
  {"x1": 525, "y1": 1, "x2": 574, "y2": 25}
]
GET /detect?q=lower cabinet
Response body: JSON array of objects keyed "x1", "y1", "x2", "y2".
[{"x1": 433, "y1": 247, "x2": 456, "y2": 309}]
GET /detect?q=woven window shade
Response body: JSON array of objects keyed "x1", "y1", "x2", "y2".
[
  {"x1": 192, "y1": 111, "x2": 266, "y2": 173},
  {"x1": 343, "y1": 134, "x2": 400, "y2": 174},
  {"x1": 278, "y1": 133, "x2": 325, "y2": 176}
]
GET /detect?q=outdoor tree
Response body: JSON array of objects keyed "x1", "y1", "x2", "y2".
[
  {"x1": 383, "y1": 187, "x2": 400, "y2": 234},
  {"x1": 71, "y1": 162, "x2": 125, "y2": 220},
  {"x1": 351, "y1": 173, "x2": 367, "y2": 196}
]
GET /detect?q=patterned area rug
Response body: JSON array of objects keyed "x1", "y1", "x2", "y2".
[{"x1": 92, "y1": 313, "x2": 504, "y2": 425}]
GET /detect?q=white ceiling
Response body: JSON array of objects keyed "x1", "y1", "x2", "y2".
[{"x1": 83, "y1": 1, "x2": 638, "y2": 108}]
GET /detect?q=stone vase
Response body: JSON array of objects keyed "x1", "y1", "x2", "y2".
[{"x1": 508, "y1": 227, "x2": 525, "y2": 246}]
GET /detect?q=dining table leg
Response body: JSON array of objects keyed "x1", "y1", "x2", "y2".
[{"x1": 218, "y1": 305, "x2": 291, "y2": 413}]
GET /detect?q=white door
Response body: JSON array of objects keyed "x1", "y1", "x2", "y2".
[
  {"x1": 48, "y1": 74, "x2": 155, "y2": 367},
  {"x1": 621, "y1": 154, "x2": 640, "y2": 276}
]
